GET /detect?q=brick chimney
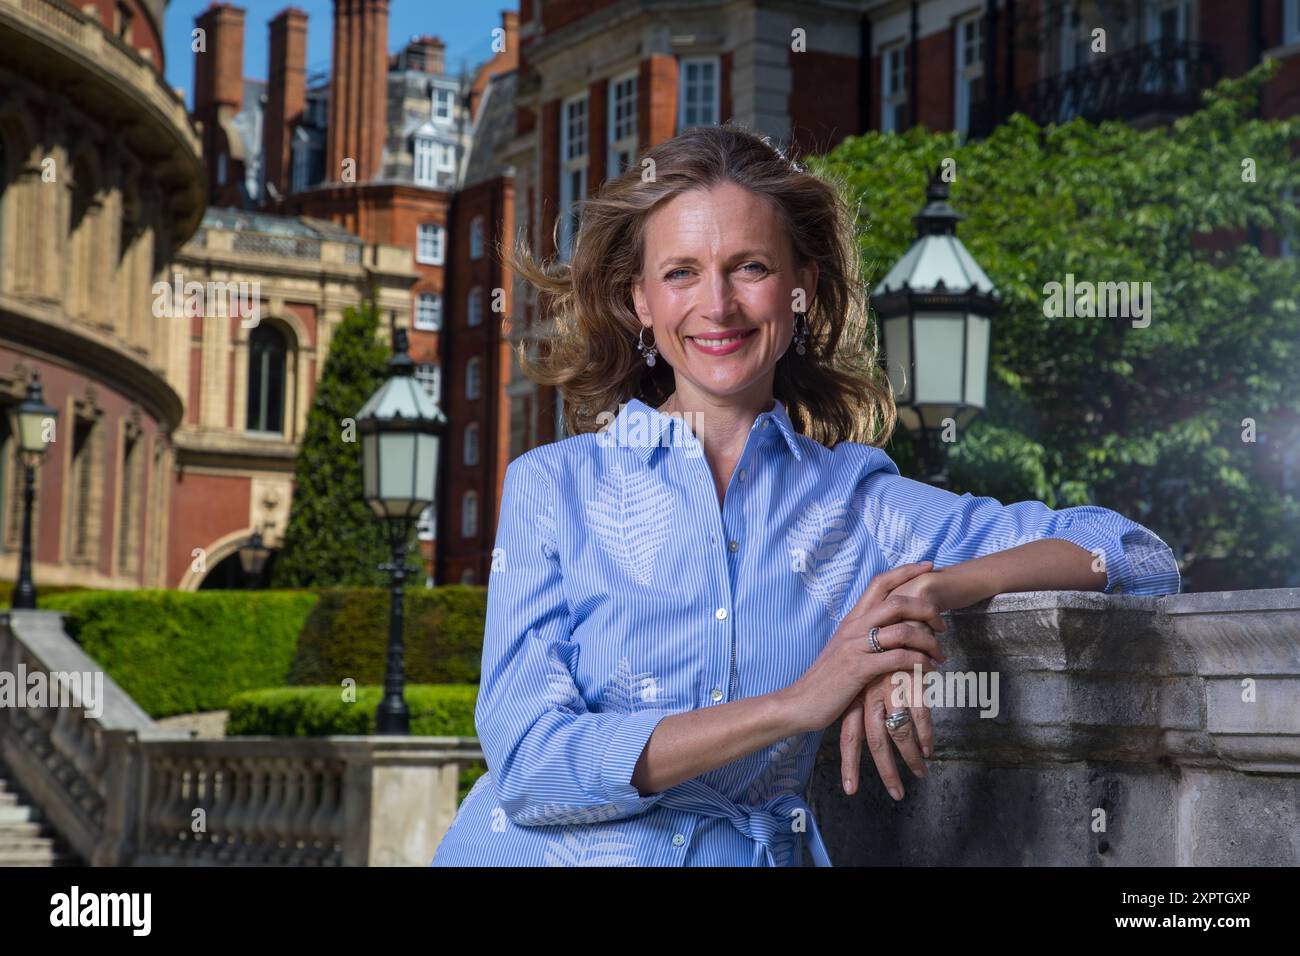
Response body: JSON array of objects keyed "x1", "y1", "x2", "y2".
[
  {"x1": 263, "y1": 7, "x2": 308, "y2": 199},
  {"x1": 193, "y1": 2, "x2": 246, "y2": 205},
  {"x1": 402, "y1": 35, "x2": 445, "y2": 74},
  {"x1": 326, "y1": 0, "x2": 390, "y2": 185}
]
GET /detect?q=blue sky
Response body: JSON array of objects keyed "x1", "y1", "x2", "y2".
[{"x1": 165, "y1": 0, "x2": 512, "y2": 107}]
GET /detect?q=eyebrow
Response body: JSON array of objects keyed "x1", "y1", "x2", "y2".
[{"x1": 656, "y1": 249, "x2": 775, "y2": 270}]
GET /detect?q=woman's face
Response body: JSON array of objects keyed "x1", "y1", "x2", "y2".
[{"x1": 632, "y1": 182, "x2": 818, "y2": 408}]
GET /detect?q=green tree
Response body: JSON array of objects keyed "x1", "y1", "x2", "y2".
[
  {"x1": 810, "y1": 62, "x2": 1300, "y2": 590},
  {"x1": 271, "y1": 302, "x2": 408, "y2": 587}
]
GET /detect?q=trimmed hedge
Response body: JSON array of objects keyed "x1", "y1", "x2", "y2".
[
  {"x1": 227, "y1": 683, "x2": 486, "y2": 804},
  {"x1": 287, "y1": 585, "x2": 486, "y2": 687},
  {"x1": 226, "y1": 683, "x2": 478, "y2": 736},
  {"x1": 41, "y1": 590, "x2": 320, "y2": 718},
  {"x1": 35, "y1": 585, "x2": 488, "y2": 720},
  {"x1": 0, "y1": 582, "x2": 96, "y2": 609}
]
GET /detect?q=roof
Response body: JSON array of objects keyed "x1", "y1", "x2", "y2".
[
  {"x1": 199, "y1": 207, "x2": 364, "y2": 244},
  {"x1": 462, "y1": 69, "x2": 517, "y2": 188}
]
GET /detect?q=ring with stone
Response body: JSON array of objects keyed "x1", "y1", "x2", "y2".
[
  {"x1": 884, "y1": 710, "x2": 912, "y2": 732},
  {"x1": 867, "y1": 626, "x2": 882, "y2": 653}
]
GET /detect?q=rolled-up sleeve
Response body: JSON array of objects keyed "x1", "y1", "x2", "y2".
[
  {"x1": 856, "y1": 448, "x2": 1181, "y2": 596},
  {"x1": 476, "y1": 453, "x2": 672, "y2": 825}
]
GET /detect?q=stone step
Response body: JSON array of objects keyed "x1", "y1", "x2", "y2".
[
  {"x1": 0, "y1": 805, "x2": 41, "y2": 824},
  {"x1": 0, "y1": 848, "x2": 77, "y2": 865},
  {"x1": 0, "y1": 821, "x2": 45, "y2": 838}
]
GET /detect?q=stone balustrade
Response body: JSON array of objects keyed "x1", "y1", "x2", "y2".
[{"x1": 0, "y1": 610, "x2": 481, "y2": 866}]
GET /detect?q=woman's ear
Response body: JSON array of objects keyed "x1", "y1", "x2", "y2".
[
  {"x1": 632, "y1": 278, "x2": 651, "y2": 326},
  {"x1": 798, "y1": 261, "x2": 820, "y2": 307}
]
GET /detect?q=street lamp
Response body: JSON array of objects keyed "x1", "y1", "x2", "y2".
[
  {"x1": 238, "y1": 527, "x2": 271, "y2": 589},
  {"x1": 8, "y1": 372, "x2": 58, "y2": 610},
  {"x1": 872, "y1": 167, "x2": 1000, "y2": 488},
  {"x1": 356, "y1": 327, "x2": 446, "y2": 734}
]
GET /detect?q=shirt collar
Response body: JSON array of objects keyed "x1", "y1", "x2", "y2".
[{"x1": 608, "y1": 397, "x2": 803, "y2": 465}]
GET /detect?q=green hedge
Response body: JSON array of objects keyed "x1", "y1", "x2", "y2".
[
  {"x1": 227, "y1": 683, "x2": 486, "y2": 804},
  {"x1": 0, "y1": 582, "x2": 97, "y2": 609},
  {"x1": 35, "y1": 586, "x2": 488, "y2": 720},
  {"x1": 226, "y1": 683, "x2": 478, "y2": 736},
  {"x1": 41, "y1": 590, "x2": 320, "y2": 717},
  {"x1": 288, "y1": 585, "x2": 486, "y2": 687}
]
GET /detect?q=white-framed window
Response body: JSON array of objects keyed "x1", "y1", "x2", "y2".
[
  {"x1": 462, "y1": 490, "x2": 478, "y2": 537},
  {"x1": 467, "y1": 286, "x2": 483, "y2": 327},
  {"x1": 414, "y1": 136, "x2": 436, "y2": 185},
  {"x1": 954, "y1": 13, "x2": 985, "y2": 136},
  {"x1": 608, "y1": 71, "x2": 638, "y2": 176},
  {"x1": 1143, "y1": 0, "x2": 1193, "y2": 93},
  {"x1": 678, "y1": 56, "x2": 719, "y2": 129},
  {"x1": 417, "y1": 223, "x2": 444, "y2": 264},
  {"x1": 415, "y1": 362, "x2": 441, "y2": 400},
  {"x1": 434, "y1": 87, "x2": 454, "y2": 121},
  {"x1": 465, "y1": 357, "x2": 481, "y2": 400},
  {"x1": 559, "y1": 92, "x2": 588, "y2": 262},
  {"x1": 417, "y1": 504, "x2": 436, "y2": 541},
  {"x1": 881, "y1": 43, "x2": 907, "y2": 132},
  {"x1": 470, "y1": 216, "x2": 485, "y2": 260},
  {"x1": 463, "y1": 422, "x2": 480, "y2": 466},
  {"x1": 1287, "y1": 0, "x2": 1300, "y2": 44},
  {"x1": 438, "y1": 142, "x2": 456, "y2": 172},
  {"x1": 415, "y1": 293, "x2": 441, "y2": 331}
]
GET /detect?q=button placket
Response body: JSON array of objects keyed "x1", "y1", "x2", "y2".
[{"x1": 692, "y1": 449, "x2": 736, "y2": 707}]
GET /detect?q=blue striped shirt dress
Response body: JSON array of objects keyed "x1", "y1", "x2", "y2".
[{"x1": 429, "y1": 396, "x2": 1181, "y2": 867}]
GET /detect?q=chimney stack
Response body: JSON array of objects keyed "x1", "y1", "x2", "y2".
[
  {"x1": 326, "y1": 0, "x2": 390, "y2": 185},
  {"x1": 193, "y1": 2, "x2": 246, "y2": 204},
  {"x1": 264, "y1": 7, "x2": 308, "y2": 199}
]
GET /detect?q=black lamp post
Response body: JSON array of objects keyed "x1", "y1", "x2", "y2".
[
  {"x1": 872, "y1": 167, "x2": 1001, "y2": 488},
  {"x1": 9, "y1": 372, "x2": 58, "y2": 610},
  {"x1": 238, "y1": 527, "x2": 271, "y2": 589},
  {"x1": 356, "y1": 327, "x2": 446, "y2": 735}
]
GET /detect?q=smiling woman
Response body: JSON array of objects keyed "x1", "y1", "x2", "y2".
[{"x1": 431, "y1": 123, "x2": 1179, "y2": 868}]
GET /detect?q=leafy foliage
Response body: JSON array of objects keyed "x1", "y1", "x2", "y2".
[{"x1": 810, "y1": 62, "x2": 1300, "y2": 589}]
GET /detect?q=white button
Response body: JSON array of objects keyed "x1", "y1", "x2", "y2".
[
  {"x1": 672, "y1": 833, "x2": 685, "y2": 847},
  {"x1": 738, "y1": 469, "x2": 746, "y2": 481},
  {"x1": 762, "y1": 420, "x2": 770, "y2": 429},
  {"x1": 710, "y1": 687, "x2": 723, "y2": 701},
  {"x1": 715, "y1": 607, "x2": 728, "y2": 621},
  {"x1": 728, "y1": 539, "x2": 739, "y2": 552}
]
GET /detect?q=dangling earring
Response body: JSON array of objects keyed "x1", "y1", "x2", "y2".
[
  {"x1": 792, "y1": 313, "x2": 809, "y2": 357},
  {"x1": 637, "y1": 326, "x2": 659, "y2": 367}
]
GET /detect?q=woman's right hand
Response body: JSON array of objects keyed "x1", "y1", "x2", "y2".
[{"x1": 780, "y1": 561, "x2": 948, "y2": 735}]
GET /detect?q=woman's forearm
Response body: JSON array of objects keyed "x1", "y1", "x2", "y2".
[
  {"x1": 630, "y1": 691, "x2": 799, "y2": 797},
  {"x1": 928, "y1": 538, "x2": 1108, "y2": 609}
]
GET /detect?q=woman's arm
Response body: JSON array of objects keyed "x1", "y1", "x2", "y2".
[{"x1": 898, "y1": 538, "x2": 1109, "y2": 610}]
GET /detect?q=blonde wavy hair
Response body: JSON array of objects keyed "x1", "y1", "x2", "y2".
[{"x1": 503, "y1": 121, "x2": 896, "y2": 449}]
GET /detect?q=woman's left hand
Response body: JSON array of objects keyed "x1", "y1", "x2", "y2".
[{"x1": 837, "y1": 570, "x2": 950, "y2": 800}]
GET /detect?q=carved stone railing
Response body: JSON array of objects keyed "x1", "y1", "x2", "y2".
[
  {"x1": 0, "y1": 610, "x2": 481, "y2": 866},
  {"x1": 810, "y1": 589, "x2": 1300, "y2": 866}
]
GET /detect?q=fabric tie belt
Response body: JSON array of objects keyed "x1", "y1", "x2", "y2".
[{"x1": 659, "y1": 779, "x2": 833, "y2": 867}]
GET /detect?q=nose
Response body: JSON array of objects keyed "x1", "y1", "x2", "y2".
[{"x1": 699, "y1": 268, "x2": 738, "y2": 324}]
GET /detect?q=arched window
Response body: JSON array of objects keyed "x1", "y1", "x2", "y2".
[
  {"x1": 462, "y1": 490, "x2": 478, "y2": 538},
  {"x1": 247, "y1": 324, "x2": 287, "y2": 433},
  {"x1": 467, "y1": 286, "x2": 482, "y2": 327},
  {"x1": 463, "y1": 422, "x2": 479, "y2": 466},
  {"x1": 465, "y1": 357, "x2": 481, "y2": 400}
]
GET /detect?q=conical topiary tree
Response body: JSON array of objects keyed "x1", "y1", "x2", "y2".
[{"x1": 270, "y1": 302, "x2": 412, "y2": 587}]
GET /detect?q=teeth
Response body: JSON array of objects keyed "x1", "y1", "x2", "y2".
[{"x1": 693, "y1": 332, "x2": 750, "y2": 347}]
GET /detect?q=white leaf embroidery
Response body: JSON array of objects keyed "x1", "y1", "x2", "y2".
[
  {"x1": 542, "y1": 644, "x2": 581, "y2": 710},
  {"x1": 543, "y1": 825, "x2": 638, "y2": 867},
  {"x1": 584, "y1": 461, "x2": 673, "y2": 585},
  {"x1": 787, "y1": 500, "x2": 858, "y2": 621},
  {"x1": 602, "y1": 657, "x2": 678, "y2": 715},
  {"x1": 742, "y1": 735, "x2": 809, "y2": 868},
  {"x1": 860, "y1": 492, "x2": 931, "y2": 566}
]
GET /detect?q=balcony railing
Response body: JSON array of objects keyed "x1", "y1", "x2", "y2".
[{"x1": 971, "y1": 39, "x2": 1221, "y2": 138}]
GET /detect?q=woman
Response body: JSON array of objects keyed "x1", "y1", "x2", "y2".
[{"x1": 430, "y1": 124, "x2": 1180, "y2": 867}]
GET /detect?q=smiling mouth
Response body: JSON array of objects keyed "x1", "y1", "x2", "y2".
[{"x1": 687, "y1": 329, "x2": 758, "y2": 348}]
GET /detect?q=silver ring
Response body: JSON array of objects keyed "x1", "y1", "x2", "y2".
[
  {"x1": 884, "y1": 710, "x2": 912, "y2": 732},
  {"x1": 867, "y1": 627, "x2": 882, "y2": 653}
]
